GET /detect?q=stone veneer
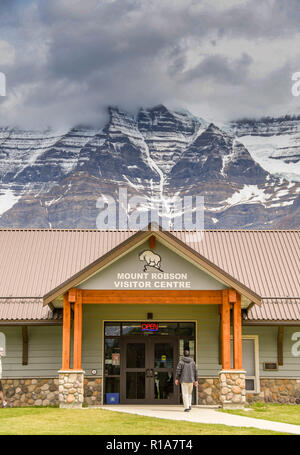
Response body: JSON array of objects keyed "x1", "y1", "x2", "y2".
[
  {"x1": 219, "y1": 370, "x2": 246, "y2": 409},
  {"x1": 1, "y1": 378, "x2": 59, "y2": 407},
  {"x1": 84, "y1": 377, "x2": 102, "y2": 406},
  {"x1": 197, "y1": 378, "x2": 220, "y2": 405},
  {"x1": 58, "y1": 370, "x2": 84, "y2": 408},
  {"x1": 2, "y1": 376, "x2": 300, "y2": 407},
  {"x1": 247, "y1": 378, "x2": 300, "y2": 404}
]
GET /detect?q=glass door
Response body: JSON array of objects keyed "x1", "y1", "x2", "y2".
[
  {"x1": 120, "y1": 336, "x2": 179, "y2": 404},
  {"x1": 149, "y1": 337, "x2": 179, "y2": 404},
  {"x1": 120, "y1": 338, "x2": 149, "y2": 403}
]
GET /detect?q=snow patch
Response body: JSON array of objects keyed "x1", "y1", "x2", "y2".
[
  {"x1": 0, "y1": 189, "x2": 20, "y2": 215},
  {"x1": 224, "y1": 185, "x2": 271, "y2": 206}
]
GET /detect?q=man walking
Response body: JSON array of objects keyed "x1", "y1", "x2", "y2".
[
  {"x1": 175, "y1": 350, "x2": 198, "y2": 412},
  {"x1": 0, "y1": 347, "x2": 8, "y2": 408}
]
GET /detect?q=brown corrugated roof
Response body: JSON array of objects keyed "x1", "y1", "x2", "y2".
[
  {"x1": 0, "y1": 229, "x2": 134, "y2": 298},
  {"x1": 173, "y1": 230, "x2": 300, "y2": 300},
  {"x1": 244, "y1": 298, "x2": 300, "y2": 322},
  {"x1": 0, "y1": 299, "x2": 62, "y2": 321},
  {"x1": 0, "y1": 229, "x2": 299, "y2": 321}
]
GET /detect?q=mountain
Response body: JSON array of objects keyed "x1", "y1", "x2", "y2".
[{"x1": 0, "y1": 106, "x2": 300, "y2": 229}]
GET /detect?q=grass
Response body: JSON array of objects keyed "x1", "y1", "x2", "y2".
[
  {"x1": 222, "y1": 402, "x2": 300, "y2": 426},
  {"x1": 0, "y1": 407, "x2": 287, "y2": 435}
]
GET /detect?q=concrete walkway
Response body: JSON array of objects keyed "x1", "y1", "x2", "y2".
[{"x1": 101, "y1": 405, "x2": 300, "y2": 435}]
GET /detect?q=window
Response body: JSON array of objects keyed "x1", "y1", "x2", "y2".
[
  {"x1": 231, "y1": 335, "x2": 259, "y2": 393},
  {"x1": 0, "y1": 332, "x2": 6, "y2": 356}
]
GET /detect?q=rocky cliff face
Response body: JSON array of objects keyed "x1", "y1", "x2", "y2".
[{"x1": 0, "y1": 106, "x2": 300, "y2": 229}]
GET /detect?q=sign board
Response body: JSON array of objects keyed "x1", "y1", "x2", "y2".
[
  {"x1": 80, "y1": 241, "x2": 227, "y2": 291},
  {"x1": 141, "y1": 322, "x2": 159, "y2": 332},
  {"x1": 112, "y1": 353, "x2": 120, "y2": 365}
]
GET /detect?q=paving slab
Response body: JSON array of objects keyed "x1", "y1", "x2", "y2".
[{"x1": 101, "y1": 405, "x2": 300, "y2": 435}]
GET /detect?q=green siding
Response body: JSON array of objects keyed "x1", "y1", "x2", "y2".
[
  {"x1": 243, "y1": 326, "x2": 300, "y2": 377},
  {"x1": 82, "y1": 304, "x2": 221, "y2": 377},
  {"x1": 1, "y1": 310, "x2": 300, "y2": 380},
  {"x1": 0, "y1": 326, "x2": 62, "y2": 378}
]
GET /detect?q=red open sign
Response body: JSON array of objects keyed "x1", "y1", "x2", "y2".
[{"x1": 141, "y1": 322, "x2": 159, "y2": 331}]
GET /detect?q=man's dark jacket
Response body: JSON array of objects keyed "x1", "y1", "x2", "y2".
[{"x1": 175, "y1": 356, "x2": 197, "y2": 383}]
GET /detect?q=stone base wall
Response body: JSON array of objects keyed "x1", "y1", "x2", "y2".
[
  {"x1": 219, "y1": 370, "x2": 246, "y2": 409},
  {"x1": 1, "y1": 378, "x2": 59, "y2": 407},
  {"x1": 58, "y1": 370, "x2": 84, "y2": 408},
  {"x1": 197, "y1": 378, "x2": 220, "y2": 405},
  {"x1": 84, "y1": 377, "x2": 103, "y2": 406},
  {"x1": 247, "y1": 378, "x2": 300, "y2": 404}
]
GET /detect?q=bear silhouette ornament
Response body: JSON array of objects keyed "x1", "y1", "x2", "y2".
[{"x1": 139, "y1": 250, "x2": 163, "y2": 272}]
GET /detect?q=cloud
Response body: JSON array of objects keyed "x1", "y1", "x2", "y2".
[{"x1": 0, "y1": 0, "x2": 300, "y2": 129}]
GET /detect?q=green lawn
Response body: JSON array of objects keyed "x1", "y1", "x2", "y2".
[
  {"x1": 0, "y1": 407, "x2": 286, "y2": 435},
  {"x1": 223, "y1": 402, "x2": 300, "y2": 426}
]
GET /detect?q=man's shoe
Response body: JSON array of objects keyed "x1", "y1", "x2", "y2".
[
  {"x1": 188, "y1": 406, "x2": 192, "y2": 410},
  {"x1": 2, "y1": 402, "x2": 8, "y2": 408},
  {"x1": 184, "y1": 409, "x2": 190, "y2": 412}
]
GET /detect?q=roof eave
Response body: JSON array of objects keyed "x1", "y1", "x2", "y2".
[{"x1": 43, "y1": 228, "x2": 262, "y2": 307}]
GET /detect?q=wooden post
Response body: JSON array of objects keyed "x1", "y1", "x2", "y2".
[
  {"x1": 22, "y1": 326, "x2": 28, "y2": 366},
  {"x1": 221, "y1": 289, "x2": 231, "y2": 370},
  {"x1": 233, "y1": 293, "x2": 243, "y2": 370},
  {"x1": 149, "y1": 235, "x2": 156, "y2": 249},
  {"x1": 73, "y1": 289, "x2": 83, "y2": 370},
  {"x1": 278, "y1": 326, "x2": 284, "y2": 366},
  {"x1": 62, "y1": 293, "x2": 71, "y2": 370},
  {"x1": 218, "y1": 305, "x2": 222, "y2": 365}
]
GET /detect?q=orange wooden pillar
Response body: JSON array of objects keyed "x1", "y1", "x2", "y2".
[
  {"x1": 221, "y1": 289, "x2": 231, "y2": 369},
  {"x1": 62, "y1": 293, "x2": 71, "y2": 370},
  {"x1": 233, "y1": 293, "x2": 242, "y2": 370},
  {"x1": 73, "y1": 289, "x2": 83, "y2": 370}
]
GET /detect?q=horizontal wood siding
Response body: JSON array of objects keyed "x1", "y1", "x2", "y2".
[
  {"x1": 243, "y1": 326, "x2": 300, "y2": 377},
  {"x1": 0, "y1": 326, "x2": 62, "y2": 378},
  {"x1": 81, "y1": 304, "x2": 221, "y2": 377}
]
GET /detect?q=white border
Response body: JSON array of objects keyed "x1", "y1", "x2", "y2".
[{"x1": 230, "y1": 334, "x2": 260, "y2": 393}]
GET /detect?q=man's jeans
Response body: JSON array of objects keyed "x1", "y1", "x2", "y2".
[{"x1": 181, "y1": 382, "x2": 193, "y2": 409}]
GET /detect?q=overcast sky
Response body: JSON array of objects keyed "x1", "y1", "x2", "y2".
[{"x1": 0, "y1": 0, "x2": 300, "y2": 129}]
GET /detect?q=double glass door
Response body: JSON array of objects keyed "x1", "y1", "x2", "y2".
[{"x1": 120, "y1": 336, "x2": 179, "y2": 404}]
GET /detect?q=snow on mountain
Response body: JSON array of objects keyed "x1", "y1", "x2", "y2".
[
  {"x1": 0, "y1": 107, "x2": 299, "y2": 229},
  {"x1": 230, "y1": 116, "x2": 300, "y2": 182}
]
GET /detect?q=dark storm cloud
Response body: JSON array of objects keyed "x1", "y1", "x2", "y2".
[
  {"x1": 184, "y1": 53, "x2": 253, "y2": 85},
  {"x1": 0, "y1": 0, "x2": 300, "y2": 129}
]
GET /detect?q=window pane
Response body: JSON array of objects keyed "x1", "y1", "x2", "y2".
[
  {"x1": 179, "y1": 323, "x2": 195, "y2": 337},
  {"x1": 246, "y1": 379, "x2": 255, "y2": 391},
  {"x1": 0, "y1": 332, "x2": 6, "y2": 356},
  {"x1": 179, "y1": 339, "x2": 195, "y2": 360},
  {"x1": 105, "y1": 378, "x2": 120, "y2": 404},
  {"x1": 154, "y1": 343, "x2": 174, "y2": 368},
  {"x1": 154, "y1": 372, "x2": 174, "y2": 399},
  {"x1": 230, "y1": 339, "x2": 255, "y2": 377},
  {"x1": 126, "y1": 343, "x2": 145, "y2": 368},
  {"x1": 122, "y1": 322, "x2": 178, "y2": 336},
  {"x1": 105, "y1": 377, "x2": 120, "y2": 394},
  {"x1": 104, "y1": 338, "x2": 120, "y2": 375},
  {"x1": 105, "y1": 323, "x2": 121, "y2": 337},
  {"x1": 122, "y1": 323, "x2": 143, "y2": 336},
  {"x1": 126, "y1": 372, "x2": 145, "y2": 399},
  {"x1": 243, "y1": 339, "x2": 255, "y2": 376}
]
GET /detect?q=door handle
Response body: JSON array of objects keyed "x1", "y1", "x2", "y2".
[{"x1": 146, "y1": 369, "x2": 154, "y2": 378}]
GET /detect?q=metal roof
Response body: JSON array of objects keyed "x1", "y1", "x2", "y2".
[
  {"x1": 0, "y1": 229, "x2": 299, "y2": 321},
  {"x1": 244, "y1": 298, "x2": 300, "y2": 322},
  {"x1": 0, "y1": 299, "x2": 62, "y2": 322},
  {"x1": 173, "y1": 230, "x2": 300, "y2": 300}
]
